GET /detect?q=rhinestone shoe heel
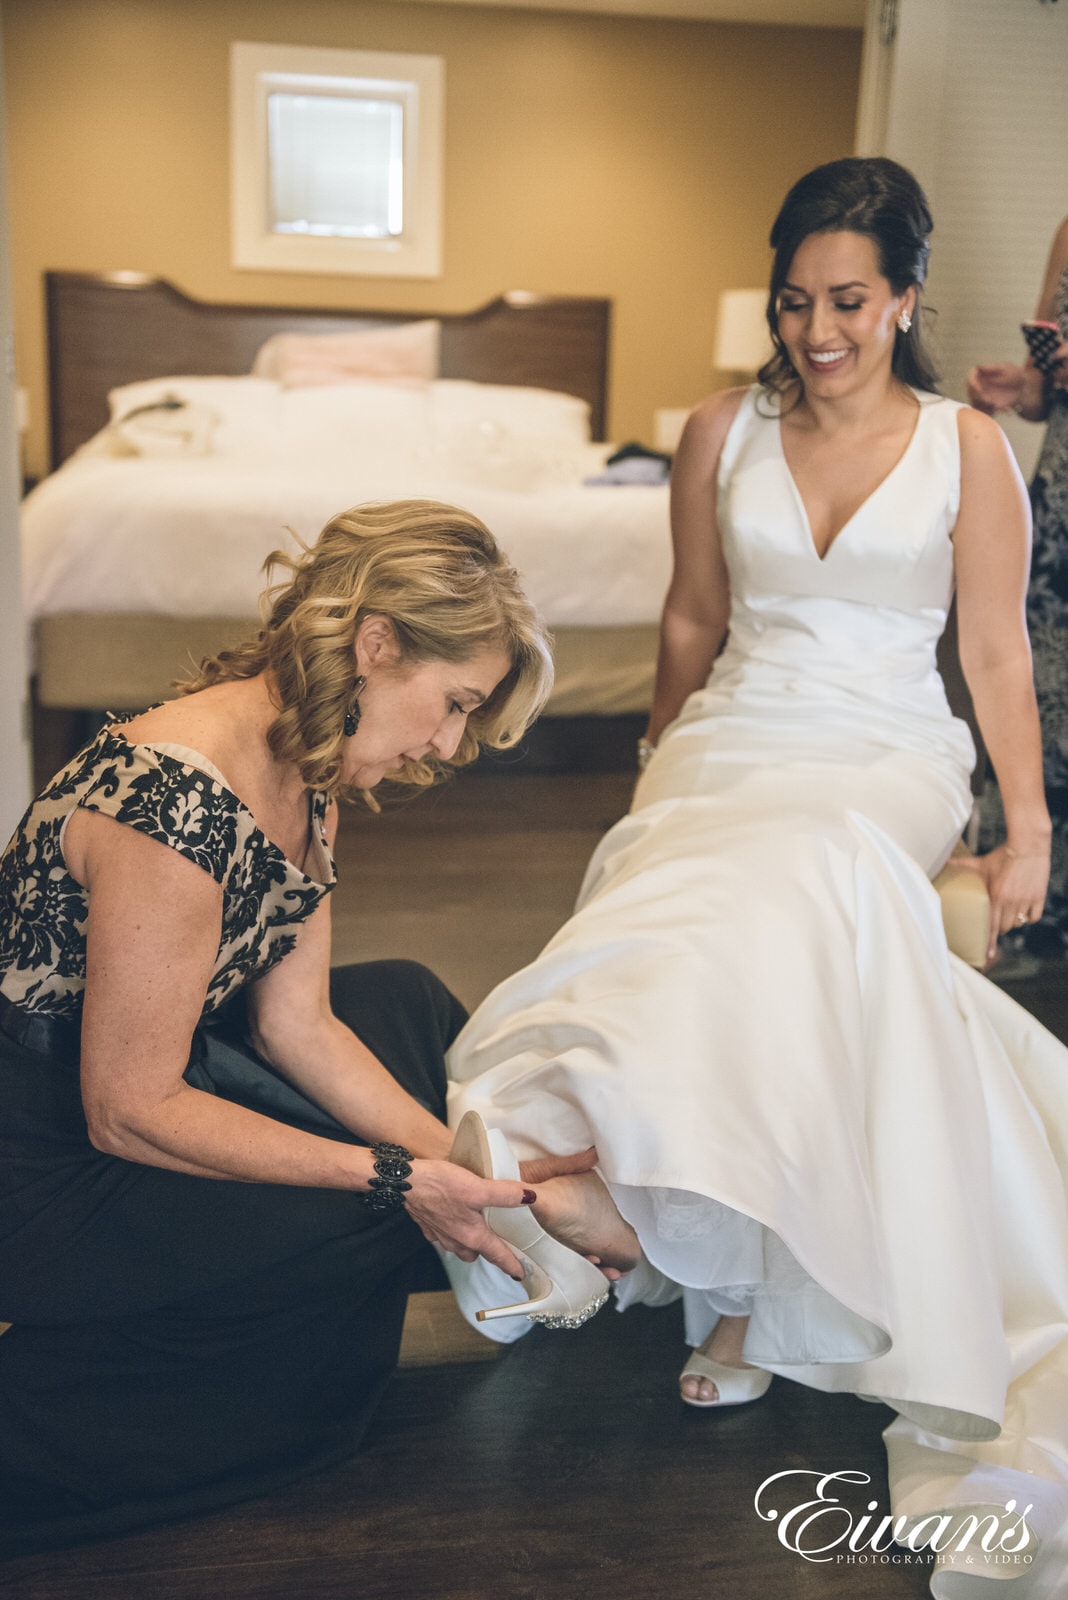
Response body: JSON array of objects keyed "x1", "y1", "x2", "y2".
[{"x1": 449, "y1": 1110, "x2": 609, "y2": 1329}]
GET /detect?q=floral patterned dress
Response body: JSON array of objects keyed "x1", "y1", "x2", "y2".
[
  {"x1": 0, "y1": 716, "x2": 335, "y2": 1020},
  {"x1": 0, "y1": 715, "x2": 460, "y2": 1554},
  {"x1": 980, "y1": 265, "x2": 1068, "y2": 960}
]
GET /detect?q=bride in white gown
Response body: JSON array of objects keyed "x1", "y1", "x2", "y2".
[{"x1": 446, "y1": 159, "x2": 1068, "y2": 1594}]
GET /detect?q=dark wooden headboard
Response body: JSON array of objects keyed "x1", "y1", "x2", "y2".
[{"x1": 45, "y1": 271, "x2": 612, "y2": 467}]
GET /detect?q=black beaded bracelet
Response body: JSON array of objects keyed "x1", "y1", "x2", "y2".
[{"x1": 361, "y1": 1141, "x2": 414, "y2": 1213}]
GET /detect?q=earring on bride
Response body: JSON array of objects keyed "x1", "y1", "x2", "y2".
[
  {"x1": 343, "y1": 676, "x2": 366, "y2": 738},
  {"x1": 897, "y1": 310, "x2": 913, "y2": 334}
]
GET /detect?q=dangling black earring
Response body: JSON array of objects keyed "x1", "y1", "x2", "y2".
[{"x1": 344, "y1": 676, "x2": 366, "y2": 738}]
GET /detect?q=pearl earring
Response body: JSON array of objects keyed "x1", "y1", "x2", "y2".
[
  {"x1": 343, "y1": 676, "x2": 366, "y2": 738},
  {"x1": 897, "y1": 310, "x2": 913, "y2": 334}
]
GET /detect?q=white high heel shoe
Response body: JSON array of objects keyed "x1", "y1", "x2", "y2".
[
  {"x1": 679, "y1": 1349, "x2": 773, "y2": 1409},
  {"x1": 449, "y1": 1111, "x2": 609, "y2": 1330}
]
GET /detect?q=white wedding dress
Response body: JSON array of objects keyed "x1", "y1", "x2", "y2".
[{"x1": 446, "y1": 388, "x2": 1068, "y2": 1596}]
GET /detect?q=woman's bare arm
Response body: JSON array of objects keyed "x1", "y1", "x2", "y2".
[
  {"x1": 74, "y1": 808, "x2": 394, "y2": 1185},
  {"x1": 1034, "y1": 215, "x2": 1068, "y2": 326},
  {"x1": 1018, "y1": 216, "x2": 1068, "y2": 422},
  {"x1": 953, "y1": 408, "x2": 1051, "y2": 955},
  {"x1": 643, "y1": 390, "x2": 745, "y2": 745},
  {"x1": 245, "y1": 805, "x2": 456, "y2": 1163},
  {"x1": 68, "y1": 807, "x2": 538, "y2": 1277}
]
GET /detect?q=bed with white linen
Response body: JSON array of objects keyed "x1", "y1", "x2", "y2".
[{"x1": 25, "y1": 273, "x2": 671, "y2": 727}]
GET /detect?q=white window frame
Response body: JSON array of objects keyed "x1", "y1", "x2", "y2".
[{"x1": 231, "y1": 41, "x2": 444, "y2": 279}]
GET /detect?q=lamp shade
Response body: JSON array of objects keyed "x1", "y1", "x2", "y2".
[{"x1": 713, "y1": 288, "x2": 771, "y2": 372}]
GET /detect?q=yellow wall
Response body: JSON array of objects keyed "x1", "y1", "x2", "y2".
[{"x1": 4, "y1": 0, "x2": 861, "y2": 478}]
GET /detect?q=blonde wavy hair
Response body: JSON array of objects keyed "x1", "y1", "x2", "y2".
[{"x1": 177, "y1": 500, "x2": 554, "y2": 802}]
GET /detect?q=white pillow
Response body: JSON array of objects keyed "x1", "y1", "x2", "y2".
[
  {"x1": 429, "y1": 380, "x2": 591, "y2": 446},
  {"x1": 422, "y1": 380, "x2": 592, "y2": 490},
  {"x1": 106, "y1": 376, "x2": 282, "y2": 458},
  {"x1": 253, "y1": 321, "x2": 440, "y2": 388},
  {"x1": 277, "y1": 381, "x2": 432, "y2": 465}
]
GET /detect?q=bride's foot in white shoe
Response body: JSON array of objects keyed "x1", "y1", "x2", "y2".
[
  {"x1": 449, "y1": 1113, "x2": 610, "y2": 1329},
  {"x1": 528, "y1": 1170, "x2": 642, "y2": 1275},
  {"x1": 680, "y1": 1315, "x2": 771, "y2": 1408}
]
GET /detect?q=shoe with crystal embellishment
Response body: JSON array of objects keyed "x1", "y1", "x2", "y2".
[
  {"x1": 449, "y1": 1111, "x2": 609, "y2": 1330},
  {"x1": 679, "y1": 1349, "x2": 773, "y2": 1408}
]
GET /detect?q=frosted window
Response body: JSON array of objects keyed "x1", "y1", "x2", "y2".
[
  {"x1": 268, "y1": 93, "x2": 403, "y2": 240},
  {"x1": 232, "y1": 43, "x2": 443, "y2": 278}
]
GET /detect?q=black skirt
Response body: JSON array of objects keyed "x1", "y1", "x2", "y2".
[{"x1": 0, "y1": 960, "x2": 464, "y2": 1555}]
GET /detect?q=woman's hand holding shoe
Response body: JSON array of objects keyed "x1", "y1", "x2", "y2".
[
  {"x1": 401, "y1": 1142, "x2": 600, "y2": 1278},
  {"x1": 402, "y1": 1159, "x2": 537, "y2": 1278},
  {"x1": 517, "y1": 1146, "x2": 599, "y2": 1186}
]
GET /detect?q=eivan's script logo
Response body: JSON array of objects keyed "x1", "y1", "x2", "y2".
[{"x1": 753, "y1": 1470, "x2": 1034, "y2": 1567}]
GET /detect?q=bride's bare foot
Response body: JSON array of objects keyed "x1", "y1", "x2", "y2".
[
  {"x1": 680, "y1": 1315, "x2": 755, "y2": 1404},
  {"x1": 529, "y1": 1170, "x2": 641, "y2": 1274}
]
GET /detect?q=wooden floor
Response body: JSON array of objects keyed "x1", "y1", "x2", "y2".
[
  {"x1": 330, "y1": 768, "x2": 637, "y2": 1011},
  {"x1": 3, "y1": 765, "x2": 1067, "y2": 1600}
]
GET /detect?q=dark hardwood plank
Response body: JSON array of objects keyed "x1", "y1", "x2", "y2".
[
  {"x1": 0, "y1": 1306, "x2": 936, "y2": 1600},
  {"x1": 331, "y1": 770, "x2": 634, "y2": 1010}
]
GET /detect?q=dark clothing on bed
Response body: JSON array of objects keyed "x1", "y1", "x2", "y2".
[{"x1": 0, "y1": 729, "x2": 463, "y2": 1554}]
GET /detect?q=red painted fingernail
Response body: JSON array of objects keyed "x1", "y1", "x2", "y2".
[{"x1": 522, "y1": 1189, "x2": 537, "y2": 1205}]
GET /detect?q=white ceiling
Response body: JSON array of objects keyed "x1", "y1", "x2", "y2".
[{"x1": 391, "y1": 0, "x2": 866, "y2": 27}]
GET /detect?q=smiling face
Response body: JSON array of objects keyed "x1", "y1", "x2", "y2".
[
  {"x1": 775, "y1": 230, "x2": 915, "y2": 400},
  {"x1": 343, "y1": 615, "x2": 511, "y2": 789}
]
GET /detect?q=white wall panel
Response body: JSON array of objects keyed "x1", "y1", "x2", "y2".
[
  {"x1": 0, "y1": 17, "x2": 31, "y2": 837},
  {"x1": 883, "y1": 0, "x2": 1068, "y2": 478}
]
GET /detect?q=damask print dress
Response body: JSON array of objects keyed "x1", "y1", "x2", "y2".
[
  {"x1": 0, "y1": 725, "x2": 327, "y2": 1018},
  {"x1": 0, "y1": 718, "x2": 464, "y2": 1553},
  {"x1": 980, "y1": 264, "x2": 1068, "y2": 962}
]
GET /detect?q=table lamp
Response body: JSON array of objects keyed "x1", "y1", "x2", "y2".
[{"x1": 713, "y1": 288, "x2": 771, "y2": 376}]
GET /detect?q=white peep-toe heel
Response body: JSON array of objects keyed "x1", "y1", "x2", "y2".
[
  {"x1": 449, "y1": 1111, "x2": 609, "y2": 1330},
  {"x1": 679, "y1": 1349, "x2": 773, "y2": 1409}
]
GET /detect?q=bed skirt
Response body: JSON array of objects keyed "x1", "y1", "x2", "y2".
[{"x1": 34, "y1": 615, "x2": 659, "y2": 718}]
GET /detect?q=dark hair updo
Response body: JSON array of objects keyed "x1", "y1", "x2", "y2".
[{"x1": 758, "y1": 156, "x2": 939, "y2": 399}]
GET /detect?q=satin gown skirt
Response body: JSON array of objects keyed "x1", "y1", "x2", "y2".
[
  {"x1": 449, "y1": 386, "x2": 1068, "y2": 1595},
  {"x1": 446, "y1": 722, "x2": 1068, "y2": 1597}
]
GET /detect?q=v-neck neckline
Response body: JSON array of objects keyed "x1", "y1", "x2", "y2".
[{"x1": 777, "y1": 397, "x2": 926, "y2": 564}]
